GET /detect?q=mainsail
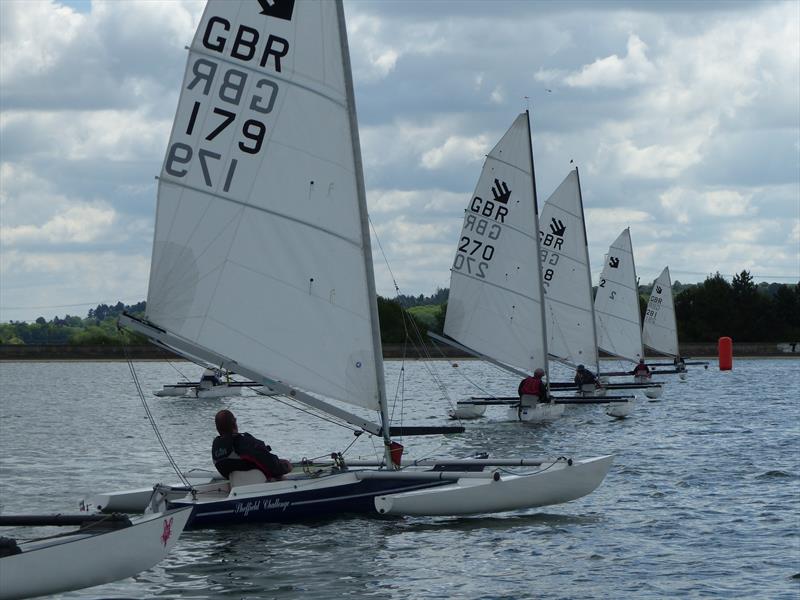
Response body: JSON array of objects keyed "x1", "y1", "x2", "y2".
[
  {"x1": 443, "y1": 113, "x2": 547, "y2": 374},
  {"x1": 142, "y1": 1, "x2": 383, "y2": 416},
  {"x1": 594, "y1": 228, "x2": 644, "y2": 363},
  {"x1": 539, "y1": 168, "x2": 599, "y2": 370},
  {"x1": 642, "y1": 266, "x2": 679, "y2": 356}
]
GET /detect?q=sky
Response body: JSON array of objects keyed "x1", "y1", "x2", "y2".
[{"x1": 1, "y1": 0, "x2": 798, "y2": 322}]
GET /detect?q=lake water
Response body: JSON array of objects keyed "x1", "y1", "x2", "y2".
[{"x1": 1, "y1": 358, "x2": 798, "y2": 599}]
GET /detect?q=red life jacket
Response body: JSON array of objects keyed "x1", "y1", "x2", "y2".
[{"x1": 518, "y1": 376, "x2": 543, "y2": 397}]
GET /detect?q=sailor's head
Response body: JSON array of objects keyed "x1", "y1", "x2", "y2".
[
  {"x1": 215, "y1": 409, "x2": 238, "y2": 435},
  {"x1": 534, "y1": 368, "x2": 545, "y2": 377},
  {"x1": 639, "y1": 359, "x2": 645, "y2": 364},
  {"x1": 577, "y1": 364, "x2": 585, "y2": 371}
]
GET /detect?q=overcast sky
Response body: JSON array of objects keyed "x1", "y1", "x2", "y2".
[{"x1": 1, "y1": 0, "x2": 798, "y2": 322}]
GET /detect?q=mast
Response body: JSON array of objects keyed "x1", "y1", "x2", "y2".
[
  {"x1": 524, "y1": 109, "x2": 551, "y2": 389},
  {"x1": 575, "y1": 166, "x2": 601, "y2": 374},
  {"x1": 335, "y1": 1, "x2": 394, "y2": 463},
  {"x1": 628, "y1": 228, "x2": 645, "y2": 360}
]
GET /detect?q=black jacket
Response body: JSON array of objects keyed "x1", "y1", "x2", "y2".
[{"x1": 212, "y1": 432, "x2": 288, "y2": 479}]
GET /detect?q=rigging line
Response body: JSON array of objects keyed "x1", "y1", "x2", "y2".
[
  {"x1": 249, "y1": 386, "x2": 362, "y2": 433},
  {"x1": 124, "y1": 348, "x2": 189, "y2": 488},
  {"x1": 166, "y1": 359, "x2": 194, "y2": 382},
  {"x1": 428, "y1": 336, "x2": 522, "y2": 403}
]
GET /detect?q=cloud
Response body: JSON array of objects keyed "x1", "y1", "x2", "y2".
[
  {"x1": 564, "y1": 34, "x2": 656, "y2": 88},
  {"x1": 421, "y1": 134, "x2": 491, "y2": 170},
  {"x1": 659, "y1": 187, "x2": 755, "y2": 224}
]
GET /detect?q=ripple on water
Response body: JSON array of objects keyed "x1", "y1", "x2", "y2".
[{"x1": 1, "y1": 358, "x2": 799, "y2": 600}]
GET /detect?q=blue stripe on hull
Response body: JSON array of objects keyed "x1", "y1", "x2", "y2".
[{"x1": 171, "y1": 478, "x2": 443, "y2": 527}]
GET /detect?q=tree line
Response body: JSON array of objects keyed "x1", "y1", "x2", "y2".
[{"x1": 1, "y1": 271, "x2": 797, "y2": 346}]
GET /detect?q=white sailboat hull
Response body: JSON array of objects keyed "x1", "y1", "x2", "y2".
[
  {"x1": 606, "y1": 399, "x2": 636, "y2": 418},
  {"x1": 153, "y1": 387, "x2": 189, "y2": 397},
  {"x1": 448, "y1": 404, "x2": 487, "y2": 420},
  {"x1": 374, "y1": 455, "x2": 613, "y2": 516},
  {"x1": 505, "y1": 403, "x2": 566, "y2": 423},
  {"x1": 0, "y1": 508, "x2": 191, "y2": 600},
  {"x1": 644, "y1": 385, "x2": 663, "y2": 399},
  {"x1": 194, "y1": 385, "x2": 243, "y2": 399}
]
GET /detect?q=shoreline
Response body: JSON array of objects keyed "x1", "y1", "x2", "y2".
[{"x1": 0, "y1": 342, "x2": 797, "y2": 361}]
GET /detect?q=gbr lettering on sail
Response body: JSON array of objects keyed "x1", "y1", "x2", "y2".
[{"x1": 163, "y1": 1, "x2": 295, "y2": 194}]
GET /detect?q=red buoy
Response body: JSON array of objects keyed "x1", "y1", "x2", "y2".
[{"x1": 718, "y1": 337, "x2": 733, "y2": 370}]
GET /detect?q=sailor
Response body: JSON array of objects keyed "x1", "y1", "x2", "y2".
[
  {"x1": 674, "y1": 355, "x2": 687, "y2": 372},
  {"x1": 200, "y1": 368, "x2": 221, "y2": 389},
  {"x1": 518, "y1": 368, "x2": 547, "y2": 407},
  {"x1": 632, "y1": 359, "x2": 651, "y2": 379},
  {"x1": 212, "y1": 409, "x2": 292, "y2": 480},
  {"x1": 574, "y1": 364, "x2": 598, "y2": 386}
]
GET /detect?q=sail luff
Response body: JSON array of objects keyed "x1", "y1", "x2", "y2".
[
  {"x1": 526, "y1": 110, "x2": 551, "y2": 385},
  {"x1": 574, "y1": 167, "x2": 601, "y2": 374},
  {"x1": 334, "y1": 0, "x2": 392, "y2": 454}
]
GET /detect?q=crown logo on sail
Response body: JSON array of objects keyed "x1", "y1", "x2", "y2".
[
  {"x1": 608, "y1": 256, "x2": 620, "y2": 268},
  {"x1": 549, "y1": 218, "x2": 566, "y2": 237},
  {"x1": 257, "y1": 0, "x2": 295, "y2": 20},
  {"x1": 491, "y1": 179, "x2": 511, "y2": 204},
  {"x1": 656, "y1": 285, "x2": 663, "y2": 294}
]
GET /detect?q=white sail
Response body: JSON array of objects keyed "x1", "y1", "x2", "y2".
[
  {"x1": 539, "y1": 169, "x2": 598, "y2": 370},
  {"x1": 444, "y1": 113, "x2": 547, "y2": 373},
  {"x1": 642, "y1": 266, "x2": 679, "y2": 356},
  {"x1": 594, "y1": 228, "x2": 644, "y2": 363},
  {"x1": 145, "y1": 0, "x2": 380, "y2": 411}
]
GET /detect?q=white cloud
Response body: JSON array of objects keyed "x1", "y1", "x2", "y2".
[
  {"x1": 421, "y1": 134, "x2": 490, "y2": 170},
  {"x1": 659, "y1": 187, "x2": 755, "y2": 224},
  {"x1": 1, "y1": 203, "x2": 115, "y2": 245},
  {"x1": 564, "y1": 34, "x2": 655, "y2": 89}
]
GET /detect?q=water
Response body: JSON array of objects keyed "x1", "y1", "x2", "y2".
[{"x1": 1, "y1": 358, "x2": 798, "y2": 599}]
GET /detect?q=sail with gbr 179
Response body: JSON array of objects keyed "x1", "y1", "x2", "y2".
[{"x1": 106, "y1": 0, "x2": 612, "y2": 524}]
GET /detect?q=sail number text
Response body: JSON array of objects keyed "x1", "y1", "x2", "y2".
[
  {"x1": 452, "y1": 209, "x2": 502, "y2": 278},
  {"x1": 164, "y1": 13, "x2": 293, "y2": 193}
]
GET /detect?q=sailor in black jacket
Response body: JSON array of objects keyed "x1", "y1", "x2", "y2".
[{"x1": 212, "y1": 409, "x2": 292, "y2": 480}]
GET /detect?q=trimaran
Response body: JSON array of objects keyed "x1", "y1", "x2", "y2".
[{"x1": 85, "y1": 0, "x2": 612, "y2": 525}]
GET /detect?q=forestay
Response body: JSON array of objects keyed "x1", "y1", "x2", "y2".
[
  {"x1": 594, "y1": 228, "x2": 644, "y2": 363},
  {"x1": 145, "y1": 0, "x2": 380, "y2": 411},
  {"x1": 642, "y1": 266, "x2": 679, "y2": 356},
  {"x1": 444, "y1": 113, "x2": 547, "y2": 374},
  {"x1": 539, "y1": 169, "x2": 598, "y2": 370}
]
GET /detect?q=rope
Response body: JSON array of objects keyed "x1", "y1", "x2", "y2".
[{"x1": 124, "y1": 346, "x2": 189, "y2": 487}]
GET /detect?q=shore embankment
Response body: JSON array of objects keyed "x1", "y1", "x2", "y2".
[{"x1": 0, "y1": 342, "x2": 796, "y2": 361}]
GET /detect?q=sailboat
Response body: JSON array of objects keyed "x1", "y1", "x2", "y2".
[
  {"x1": 438, "y1": 113, "x2": 564, "y2": 423},
  {"x1": 154, "y1": 368, "x2": 257, "y2": 398},
  {"x1": 539, "y1": 168, "x2": 599, "y2": 378},
  {"x1": 594, "y1": 229, "x2": 662, "y2": 409},
  {"x1": 643, "y1": 267, "x2": 687, "y2": 380},
  {"x1": 89, "y1": 0, "x2": 612, "y2": 524},
  {"x1": 0, "y1": 508, "x2": 191, "y2": 599}
]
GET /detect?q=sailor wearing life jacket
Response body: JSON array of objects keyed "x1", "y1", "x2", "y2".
[
  {"x1": 632, "y1": 359, "x2": 651, "y2": 379},
  {"x1": 212, "y1": 409, "x2": 292, "y2": 480},
  {"x1": 518, "y1": 368, "x2": 546, "y2": 406}
]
